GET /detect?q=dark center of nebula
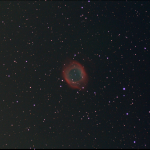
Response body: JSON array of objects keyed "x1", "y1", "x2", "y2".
[{"x1": 68, "y1": 69, "x2": 82, "y2": 82}]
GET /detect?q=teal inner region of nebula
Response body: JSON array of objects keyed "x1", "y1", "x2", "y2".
[{"x1": 68, "y1": 69, "x2": 82, "y2": 82}]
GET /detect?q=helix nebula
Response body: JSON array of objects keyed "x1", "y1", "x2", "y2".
[{"x1": 62, "y1": 59, "x2": 89, "y2": 90}]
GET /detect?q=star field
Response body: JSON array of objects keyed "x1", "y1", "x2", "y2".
[{"x1": 1, "y1": 1, "x2": 150, "y2": 149}]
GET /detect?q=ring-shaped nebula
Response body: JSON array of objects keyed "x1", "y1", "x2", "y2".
[{"x1": 62, "y1": 60, "x2": 88, "y2": 90}]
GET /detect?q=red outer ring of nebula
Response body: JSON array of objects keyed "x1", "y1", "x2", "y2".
[{"x1": 62, "y1": 59, "x2": 88, "y2": 90}]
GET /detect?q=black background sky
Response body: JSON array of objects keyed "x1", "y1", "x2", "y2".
[{"x1": 1, "y1": 1, "x2": 150, "y2": 149}]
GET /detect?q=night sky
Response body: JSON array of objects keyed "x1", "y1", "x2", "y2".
[{"x1": 1, "y1": 1, "x2": 150, "y2": 149}]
